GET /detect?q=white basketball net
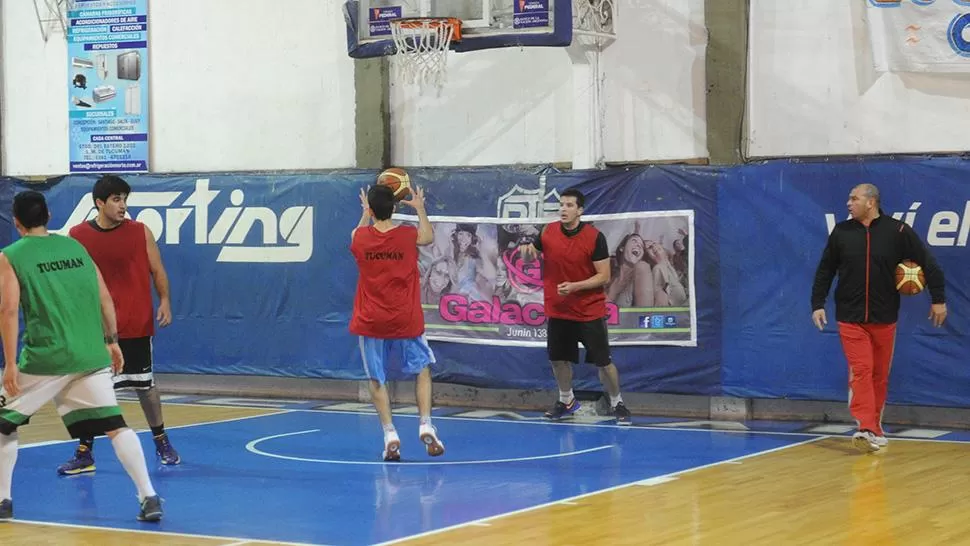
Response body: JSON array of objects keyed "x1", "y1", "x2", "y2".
[{"x1": 390, "y1": 19, "x2": 458, "y2": 89}]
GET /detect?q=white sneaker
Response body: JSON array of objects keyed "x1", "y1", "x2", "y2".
[
  {"x1": 419, "y1": 424, "x2": 445, "y2": 457},
  {"x1": 852, "y1": 430, "x2": 881, "y2": 453},
  {"x1": 873, "y1": 435, "x2": 889, "y2": 448},
  {"x1": 383, "y1": 431, "x2": 401, "y2": 462}
]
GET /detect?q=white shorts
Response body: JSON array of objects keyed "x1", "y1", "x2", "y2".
[
  {"x1": 0, "y1": 368, "x2": 127, "y2": 438},
  {"x1": 358, "y1": 335, "x2": 435, "y2": 385}
]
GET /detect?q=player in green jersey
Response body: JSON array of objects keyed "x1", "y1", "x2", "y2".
[{"x1": 0, "y1": 191, "x2": 163, "y2": 522}]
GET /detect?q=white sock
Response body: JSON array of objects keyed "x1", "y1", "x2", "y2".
[
  {"x1": 419, "y1": 416, "x2": 432, "y2": 427},
  {"x1": 559, "y1": 390, "x2": 574, "y2": 404},
  {"x1": 382, "y1": 423, "x2": 396, "y2": 434},
  {"x1": 110, "y1": 429, "x2": 156, "y2": 501},
  {"x1": 610, "y1": 394, "x2": 623, "y2": 407},
  {"x1": 0, "y1": 432, "x2": 18, "y2": 500}
]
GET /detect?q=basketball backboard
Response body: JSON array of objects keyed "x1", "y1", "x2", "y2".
[{"x1": 344, "y1": 0, "x2": 572, "y2": 58}]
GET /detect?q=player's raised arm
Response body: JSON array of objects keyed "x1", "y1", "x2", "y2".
[
  {"x1": 353, "y1": 187, "x2": 373, "y2": 242},
  {"x1": 402, "y1": 186, "x2": 433, "y2": 246}
]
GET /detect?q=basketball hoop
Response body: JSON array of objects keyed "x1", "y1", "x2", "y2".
[{"x1": 389, "y1": 17, "x2": 462, "y2": 89}]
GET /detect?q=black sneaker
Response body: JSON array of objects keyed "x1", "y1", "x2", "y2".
[
  {"x1": 154, "y1": 434, "x2": 181, "y2": 466},
  {"x1": 612, "y1": 402, "x2": 632, "y2": 425},
  {"x1": 137, "y1": 495, "x2": 163, "y2": 522},
  {"x1": 544, "y1": 398, "x2": 580, "y2": 420},
  {"x1": 0, "y1": 499, "x2": 11, "y2": 521},
  {"x1": 56, "y1": 445, "x2": 95, "y2": 476}
]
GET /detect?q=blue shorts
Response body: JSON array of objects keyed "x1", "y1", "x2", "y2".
[{"x1": 358, "y1": 335, "x2": 436, "y2": 385}]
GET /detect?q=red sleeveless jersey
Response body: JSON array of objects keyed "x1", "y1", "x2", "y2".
[
  {"x1": 69, "y1": 219, "x2": 154, "y2": 339},
  {"x1": 350, "y1": 225, "x2": 424, "y2": 338},
  {"x1": 540, "y1": 221, "x2": 607, "y2": 321}
]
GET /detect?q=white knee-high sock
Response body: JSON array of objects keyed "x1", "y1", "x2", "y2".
[
  {"x1": 110, "y1": 429, "x2": 156, "y2": 500},
  {"x1": 0, "y1": 432, "x2": 18, "y2": 500}
]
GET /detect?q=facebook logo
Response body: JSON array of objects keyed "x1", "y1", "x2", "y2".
[{"x1": 639, "y1": 315, "x2": 668, "y2": 329}]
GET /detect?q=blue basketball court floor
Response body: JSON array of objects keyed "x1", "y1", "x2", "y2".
[{"x1": 7, "y1": 394, "x2": 970, "y2": 545}]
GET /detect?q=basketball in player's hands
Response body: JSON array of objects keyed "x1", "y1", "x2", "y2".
[
  {"x1": 377, "y1": 167, "x2": 412, "y2": 202},
  {"x1": 896, "y1": 260, "x2": 925, "y2": 296}
]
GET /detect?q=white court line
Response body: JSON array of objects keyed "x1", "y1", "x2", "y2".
[
  {"x1": 123, "y1": 400, "x2": 970, "y2": 444},
  {"x1": 371, "y1": 436, "x2": 827, "y2": 546},
  {"x1": 9, "y1": 518, "x2": 325, "y2": 546},
  {"x1": 246, "y1": 429, "x2": 615, "y2": 466},
  {"x1": 247, "y1": 407, "x2": 966, "y2": 442},
  {"x1": 14, "y1": 401, "x2": 964, "y2": 544},
  {"x1": 20, "y1": 410, "x2": 292, "y2": 449}
]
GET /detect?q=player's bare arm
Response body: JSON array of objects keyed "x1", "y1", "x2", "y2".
[
  {"x1": 402, "y1": 185, "x2": 433, "y2": 245},
  {"x1": 95, "y1": 263, "x2": 125, "y2": 374},
  {"x1": 558, "y1": 258, "x2": 611, "y2": 296},
  {"x1": 144, "y1": 224, "x2": 172, "y2": 327},
  {"x1": 0, "y1": 254, "x2": 22, "y2": 396},
  {"x1": 353, "y1": 187, "x2": 372, "y2": 241}
]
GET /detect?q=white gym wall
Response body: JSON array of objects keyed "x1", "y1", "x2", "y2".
[
  {"x1": 747, "y1": 0, "x2": 970, "y2": 157},
  {"x1": 2, "y1": 0, "x2": 705, "y2": 175}
]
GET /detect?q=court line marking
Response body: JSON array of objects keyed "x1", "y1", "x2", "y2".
[
  {"x1": 123, "y1": 397, "x2": 970, "y2": 441},
  {"x1": 371, "y1": 435, "x2": 828, "y2": 546},
  {"x1": 20, "y1": 410, "x2": 291, "y2": 449},
  {"x1": 53, "y1": 399, "x2": 970, "y2": 445},
  {"x1": 10, "y1": 408, "x2": 330, "y2": 545},
  {"x1": 8, "y1": 518, "x2": 325, "y2": 546},
  {"x1": 246, "y1": 429, "x2": 616, "y2": 465},
  {"x1": 182, "y1": 404, "x2": 970, "y2": 444},
  {"x1": 13, "y1": 402, "x2": 965, "y2": 543}
]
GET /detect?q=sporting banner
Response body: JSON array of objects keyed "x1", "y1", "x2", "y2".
[
  {"x1": 3, "y1": 164, "x2": 721, "y2": 395},
  {"x1": 401, "y1": 211, "x2": 697, "y2": 347},
  {"x1": 866, "y1": 0, "x2": 970, "y2": 73},
  {"x1": 67, "y1": 0, "x2": 150, "y2": 172}
]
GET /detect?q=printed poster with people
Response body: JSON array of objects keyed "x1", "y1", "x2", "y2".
[{"x1": 400, "y1": 212, "x2": 696, "y2": 347}]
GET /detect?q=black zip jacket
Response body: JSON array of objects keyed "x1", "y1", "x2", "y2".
[{"x1": 812, "y1": 213, "x2": 945, "y2": 324}]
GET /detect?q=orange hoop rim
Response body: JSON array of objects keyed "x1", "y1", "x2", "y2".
[{"x1": 389, "y1": 17, "x2": 463, "y2": 41}]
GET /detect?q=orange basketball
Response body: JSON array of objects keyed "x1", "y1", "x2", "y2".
[
  {"x1": 895, "y1": 260, "x2": 925, "y2": 296},
  {"x1": 377, "y1": 167, "x2": 412, "y2": 202}
]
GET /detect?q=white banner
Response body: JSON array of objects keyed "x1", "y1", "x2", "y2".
[{"x1": 866, "y1": 0, "x2": 970, "y2": 73}]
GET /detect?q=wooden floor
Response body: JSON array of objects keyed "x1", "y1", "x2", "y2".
[
  {"x1": 3, "y1": 401, "x2": 970, "y2": 545},
  {"x1": 402, "y1": 437, "x2": 970, "y2": 546}
]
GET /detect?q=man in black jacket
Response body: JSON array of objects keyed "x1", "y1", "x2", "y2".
[{"x1": 811, "y1": 183, "x2": 947, "y2": 453}]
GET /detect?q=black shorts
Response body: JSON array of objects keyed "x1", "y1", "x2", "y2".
[
  {"x1": 547, "y1": 317, "x2": 612, "y2": 367},
  {"x1": 113, "y1": 336, "x2": 154, "y2": 390}
]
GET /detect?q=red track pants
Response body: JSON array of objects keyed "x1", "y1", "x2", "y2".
[{"x1": 837, "y1": 322, "x2": 897, "y2": 436}]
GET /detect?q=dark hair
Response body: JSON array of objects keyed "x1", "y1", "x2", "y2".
[
  {"x1": 367, "y1": 185, "x2": 395, "y2": 221},
  {"x1": 561, "y1": 187, "x2": 585, "y2": 208},
  {"x1": 13, "y1": 191, "x2": 50, "y2": 229},
  {"x1": 92, "y1": 174, "x2": 131, "y2": 206}
]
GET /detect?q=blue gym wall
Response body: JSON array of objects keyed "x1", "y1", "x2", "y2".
[{"x1": 2, "y1": 157, "x2": 967, "y2": 407}]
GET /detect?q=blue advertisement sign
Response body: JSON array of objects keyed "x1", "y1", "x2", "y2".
[{"x1": 67, "y1": 0, "x2": 149, "y2": 173}]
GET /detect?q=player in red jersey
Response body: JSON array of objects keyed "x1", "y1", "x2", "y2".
[
  {"x1": 350, "y1": 183, "x2": 443, "y2": 461},
  {"x1": 57, "y1": 175, "x2": 179, "y2": 476},
  {"x1": 520, "y1": 188, "x2": 632, "y2": 425}
]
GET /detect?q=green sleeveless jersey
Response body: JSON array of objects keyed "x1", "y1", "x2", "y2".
[{"x1": 2, "y1": 234, "x2": 109, "y2": 375}]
